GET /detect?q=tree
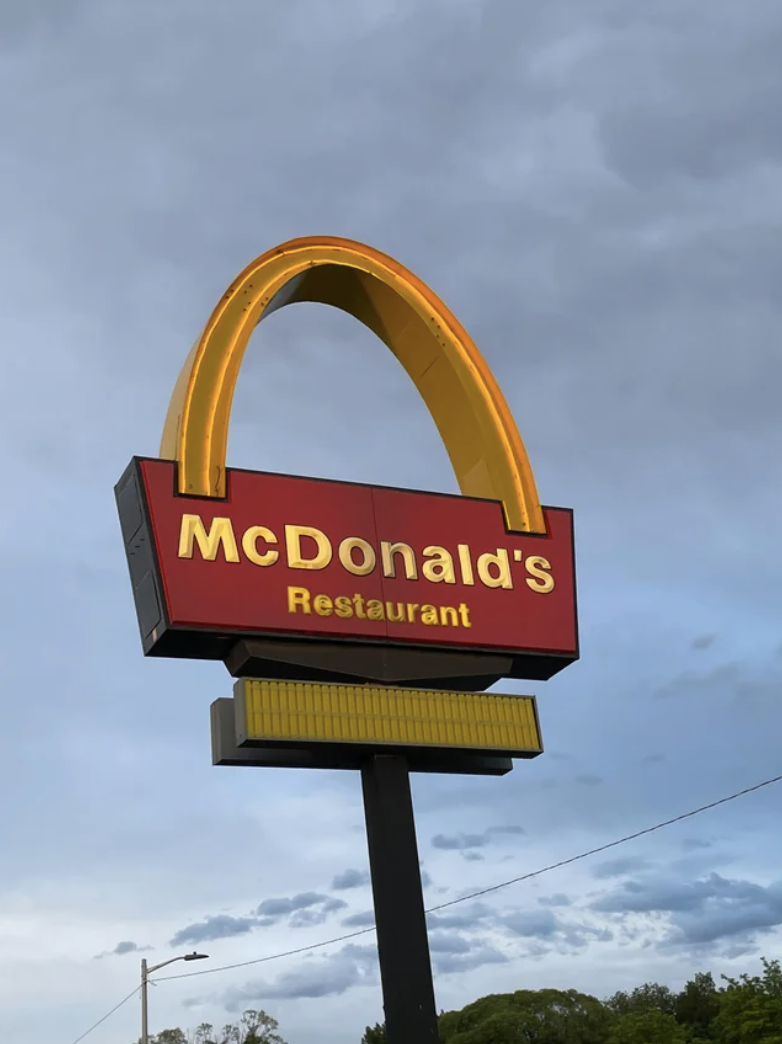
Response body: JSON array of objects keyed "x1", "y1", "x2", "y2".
[
  {"x1": 355, "y1": 958, "x2": 782, "y2": 1043},
  {"x1": 193, "y1": 1026, "x2": 217, "y2": 1044},
  {"x1": 608, "y1": 1009, "x2": 688, "y2": 1044},
  {"x1": 361, "y1": 1024, "x2": 387, "y2": 1044},
  {"x1": 438, "y1": 987, "x2": 615, "y2": 1043},
  {"x1": 717, "y1": 957, "x2": 782, "y2": 1044},
  {"x1": 239, "y1": 1009, "x2": 286, "y2": 1044},
  {"x1": 675, "y1": 971, "x2": 720, "y2": 1040},
  {"x1": 606, "y1": 982, "x2": 677, "y2": 1018},
  {"x1": 135, "y1": 1009, "x2": 286, "y2": 1044}
]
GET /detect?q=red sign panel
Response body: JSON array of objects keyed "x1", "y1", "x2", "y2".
[{"x1": 116, "y1": 458, "x2": 578, "y2": 680}]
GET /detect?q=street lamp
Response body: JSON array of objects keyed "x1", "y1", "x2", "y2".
[{"x1": 141, "y1": 951, "x2": 209, "y2": 1044}]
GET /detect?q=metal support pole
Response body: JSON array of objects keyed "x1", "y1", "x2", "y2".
[
  {"x1": 362, "y1": 754, "x2": 440, "y2": 1044},
  {"x1": 140, "y1": 958, "x2": 149, "y2": 1044}
]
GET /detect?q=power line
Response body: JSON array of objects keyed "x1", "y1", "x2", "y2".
[
  {"x1": 66, "y1": 984, "x2": 140, "y2": 1044},
  {"x1": 155, "y1": 769, "x2": 782, "y2": 983}
]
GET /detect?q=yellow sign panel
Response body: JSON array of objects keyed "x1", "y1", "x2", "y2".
[{"x1": 235, "y1": 679, "x2": 542, "y2": 758}]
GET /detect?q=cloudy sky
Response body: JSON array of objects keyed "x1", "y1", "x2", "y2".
[{"x1": 1, "y1": 1, "x2": 781, "y2": 1042}]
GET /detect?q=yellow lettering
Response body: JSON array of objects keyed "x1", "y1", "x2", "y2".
[
  {"x1": 422, "y1": 545, "x2": 456, "y2": 584},
  {"x1": 178, "y1": 514, "x2": 239, "y2": 563},
  {"x1": 290, "y1": 586, "x2": 473, "y2": 631},
  {"x1": 241, "y1": 525, "x2": 279, "y2": 567},
  {"x1": 380, "y1": 541, "x2": 418, "y2": 580},
  {"x1": 334, "y1": 596, "x2": 354, "y2": 619},
  {"x1": 287, "y1": 586, "x2": 311, "y2": 614},
  {"x1": 457, "y1": 544, "x2": 475, "y2": 586},
  {"x1": 339, "y1": 536, "x2": 377, "y2": 577},
  {"x1": 285, "y1": 525, "x2": 332, "y2": 570},
  {"x1": 525, "y1": 555, "x2": 555, "y2": 593},
  {"x1": 477, "y1": 548, "x2": 513, "y2": 589}
]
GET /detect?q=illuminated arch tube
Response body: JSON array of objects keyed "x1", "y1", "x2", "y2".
[
  {"x1": 115, "y1": 236, "x2": 578, "y2": 689},
  {"x1": 159, "y1": 236, "x2": 545, "y2": 535}
]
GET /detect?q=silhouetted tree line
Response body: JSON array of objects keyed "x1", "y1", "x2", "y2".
[{"x1": 362, "y1": 956, "x2": 782, "y2": 1043}]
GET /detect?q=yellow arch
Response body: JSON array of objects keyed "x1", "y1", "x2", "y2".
[{"x1": 160, "y1": 236, "x2": 545, "y2": 534}]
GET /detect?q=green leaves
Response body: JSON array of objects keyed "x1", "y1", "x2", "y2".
[
  {"x1": 361, "y1": 1023, "x2": 387, "y2": 1044},
  {"x1": 608, "y1": 1010, "x2": 688, "y2": 1044},
  {"x1": 438, "y1": 987, "x2": 615, "y2": 1043},
  {"x1": 717, "y1": 958, "x2": 782, "y2": 1044},
  {"x1": 360, "y1": 955, "x2": 782, "y2": 1044}
]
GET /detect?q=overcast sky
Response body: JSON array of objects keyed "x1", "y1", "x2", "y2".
[{"x1": 1, "y1": 2, "x2": 781, "y2": 1043}]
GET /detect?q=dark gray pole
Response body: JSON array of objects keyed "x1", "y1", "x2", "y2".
[{"x1": 362, "y1": 755, "x2": 440, "y2": 1044}]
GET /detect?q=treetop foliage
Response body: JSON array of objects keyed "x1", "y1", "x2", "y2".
[{"x1": 360, "y1": 956, "x2": 782, "y2": 1044}]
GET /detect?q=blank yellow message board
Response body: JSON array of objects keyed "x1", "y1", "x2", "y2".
[{"x1": 234, "y1": 679, "x2": 542, "y2": 759}]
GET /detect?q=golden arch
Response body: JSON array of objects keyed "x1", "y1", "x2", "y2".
[{"x1": 160, "y1": 236, "x2": 545, "y2": 534}]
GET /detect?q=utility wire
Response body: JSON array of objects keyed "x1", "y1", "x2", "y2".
[
  {"x1": 66, "y1": 984, "x2": 140, "y2": 1044},
  {"x1": 155, "y1": 769, "x2": 782, "y2": 983}
]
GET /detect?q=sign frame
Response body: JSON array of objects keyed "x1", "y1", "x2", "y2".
[{"x1": 116, "y1": 456, "x2": 578, "y2": 689}]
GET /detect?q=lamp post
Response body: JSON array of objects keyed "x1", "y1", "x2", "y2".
[{"x1": 140, "y1": 951, "x2": 209, "y2": 1044}]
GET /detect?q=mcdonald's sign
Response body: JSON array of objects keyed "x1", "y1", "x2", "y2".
[{"x1": 115, "y1": 237, "x2": 578, "y2": 690}]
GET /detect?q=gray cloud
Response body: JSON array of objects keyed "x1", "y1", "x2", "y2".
[
  {"x1": 501, "y1": 908, "x2": 613, "y2": 951},
  {"x1": 595, "y1": 11, "x2": 782, "y2": 189},
  {"x1": 221, "y1": 944, "x2": 378, "y2": 1006},
  {"x1": 171, "y1": 915, "x2": 258, "y2": 946},
  {"x1": 426, "y1": 903, "x2": 495, "y2": 931},
  {"x1": 538, "y1": 893, "x2": 572, "y2": 908},
  {"x1": 592, "y1": 872, "x2": 782, "y2": 949},
  {"x1": 432, "y1": 833, "x2": 491, "y2": 851},
  {"x1": 171, "y1": 894, "x2": 348, "y2": 945},
  {"x1": 592, "y1": 857, "x2": 652, "y2": 880},
  {"x1": 692, "y1": 634, "x2": 716, "y2": 650},
  {"x1": 433, "y1": 945, "x2": 509, "y2": 976},
  {"x1": 651, "y1": 654, "x2": 782, "y2": 706},
  {"x1": 574, "y1": 774, "x2": 604, "y2": 787},
  {"x1": 502, "y1": 908, "x2": 561, "y2": 939},
  {"x1": 431, "y1": 825, "x2": 525, "y2": 851},
  {"x1": 256, "y1": 892, "x2": 330, "y2": 919},
  {"x1": 428, "y1": 931, "x2": 473, "y2": 955},
  {"x1": 114, "y1": 940, "x2": 147, "y2": 955},
  {"x1": 94, "y1": 939, "x2": 151, "y2": 959},
  {"x1": 289, "y1": 899, "x2": 348, "y2": 930},
  {"x1": 341, "y1": 911, "x2": 376, "y2": 929},
  {"x1": 331, "y1": 868, "x2": 370, "y2": 891}
]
